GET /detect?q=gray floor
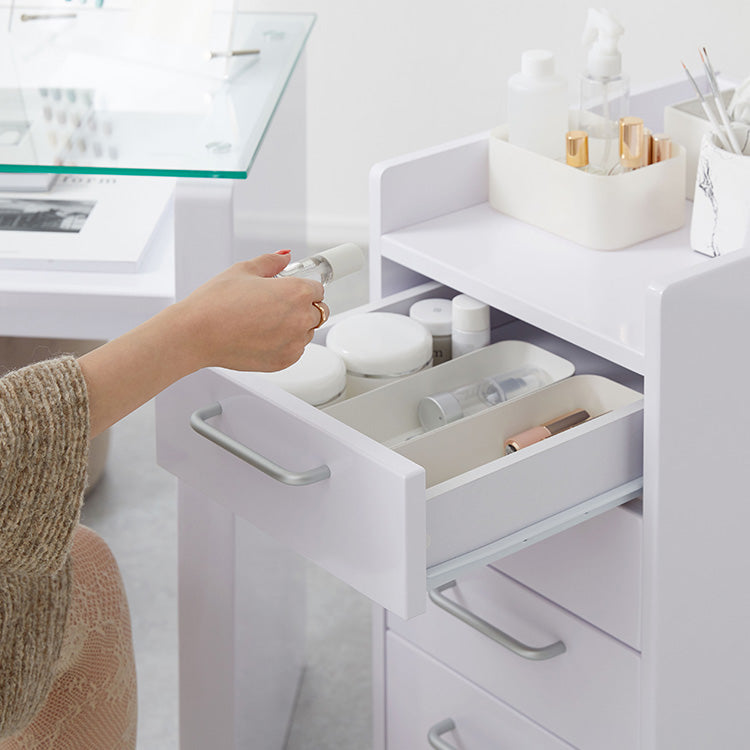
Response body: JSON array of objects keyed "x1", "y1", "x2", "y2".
[{"x1": 80, "y1": 263, "x2": 373, "y2": 750}]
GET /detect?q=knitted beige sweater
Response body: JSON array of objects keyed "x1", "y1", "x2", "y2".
[{"x1": 0, "y1": 357, "x2": 89, "y2": 738}]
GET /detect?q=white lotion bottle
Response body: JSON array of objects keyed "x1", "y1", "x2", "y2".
[
  {"x1": 578, "y1": 8, "x2": 630, "y2": 173},
  {"x1": 451, "y1": 294, "x2": 490, "y2": 358},
  {"x1": 507, "y1": 49, "x2": 569, "y2": 160},
  {"x1": 277, "y1": 242, "x2": 365, "y2": 286}
]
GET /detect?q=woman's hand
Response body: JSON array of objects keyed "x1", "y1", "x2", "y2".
[
  {"x1": 175, "y1": 252, "x2": 326, "y2": 373},
  {"x1": 79, "y1": 252, "x2": 328, "y2": 437}
]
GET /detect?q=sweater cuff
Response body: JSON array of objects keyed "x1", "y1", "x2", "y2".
[{"x1": 0, "y1": 356, "x2": 90, "y2": 575}]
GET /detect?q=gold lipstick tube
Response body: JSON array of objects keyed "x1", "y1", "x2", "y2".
[
  {"x1": 650, "y1": 133, "x2": 673, "y2": 163},
  {"x1": 504, "y1": 409, "x2": 591, "y2": 455},
  {"x1": 619, "y1": 117, "x2": 644, "y2": 170}
]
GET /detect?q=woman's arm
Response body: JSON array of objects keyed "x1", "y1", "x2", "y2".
[{"x1": 78, "y1": 252, "x2": 325, "y2": 438}]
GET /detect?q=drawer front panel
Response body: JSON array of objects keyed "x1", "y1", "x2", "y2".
[
  {"x1": 494, "y1": 501, "x2": 642, "y2": 649},
  {"x1": 386, "y1": 633, "x2": 575, "y2": 750},
  {"x1": 388, "y1": 566, "x2": 640, "y2": 750},
  {"x1": 157, "y1": 368, "x2": 427, "y2": 619}
]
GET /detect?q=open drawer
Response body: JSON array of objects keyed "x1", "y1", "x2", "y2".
[{"x1": 156, "y1": 283, "x2": 643, "y2": 619}]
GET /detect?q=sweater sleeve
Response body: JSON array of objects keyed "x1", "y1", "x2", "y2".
[{"x1": 0, "y1": 356, "x2": 90, "y2": 576}]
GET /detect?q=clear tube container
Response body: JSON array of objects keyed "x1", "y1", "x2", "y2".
[
  {"x1": 277, "y1": 242, "x2": 365, "y2": 286},
  {"x1": 417, "y1": 365, "x2": 552, "y2": 431}
]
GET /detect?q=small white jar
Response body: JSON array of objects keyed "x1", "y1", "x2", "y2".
[
  {"x1": 326, "y1": 312, "x2": 433, "y2": 396},
  {"x1": 451, "y1": 294, "x2": 490, "y2": 357},
  {"x1": 254, "y1": 343, "x2": 347, "y2": 407},
  {"x1": 409, "y1": 298, "x2": 452, "y2": 366}
]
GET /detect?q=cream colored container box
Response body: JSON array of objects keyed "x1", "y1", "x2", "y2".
[
  {"x1": 664, "y1": 90, "x2": 734, "y2": 198},
  {"x1": 488, "y1": 125, "x2": 686, "y2": 250}
]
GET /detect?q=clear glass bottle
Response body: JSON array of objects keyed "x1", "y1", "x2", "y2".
[
  {"x1": 578, "y1": 9, "x2": 630, "y2": 173},
  {"x1": 277, "y1": 242, "x2": 364, "y2": 285},
  {"x1": 417, "y1": 365, "x2": 552, "y2": 431},
  {"x1": 608, "y1": 116, "x2": 645, "y2": 175}
]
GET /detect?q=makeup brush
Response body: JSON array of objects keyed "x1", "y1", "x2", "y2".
[
  {"x1": 700, "y1": 46, "x2": 742, "y2": 154},
  {"x1": 681, "y1": 61, "x2": 733, "y2": 152}
]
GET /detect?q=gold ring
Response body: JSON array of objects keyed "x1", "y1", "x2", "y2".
[{"x1": 312, "y1": 300, "x2": 328, "y2": 329}]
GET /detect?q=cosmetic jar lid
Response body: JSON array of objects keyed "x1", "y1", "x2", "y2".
[
  {"x1": 319, "y1": 242, "x2": 365, "y2": 280},
  {"x1": 326, "y1": 312, "x2": 433, "y2": 377},
  {"x1": 451, "y1": 294, "x2": 490, "y2": 333},
  {"x1": 409, "y1": 298, "x2": 453, "y2": 336},
  {"x1": 255, "y1": 343, "x2": 346, "y2": 406},
  {"x1": 417, "y1": 391, "x2": 463, "y2": 431}
]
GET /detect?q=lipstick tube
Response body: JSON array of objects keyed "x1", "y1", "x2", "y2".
[{"x1": 504, "y1": 409, "x2": 590, "y2": 455}]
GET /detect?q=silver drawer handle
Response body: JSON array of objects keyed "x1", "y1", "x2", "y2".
[
  {"x1": 429, "y1": 581, "x2": 566, "y2": 661},
  {"x1": 428, "y1": 718, "x2": 457, "y2": 750},
  {"x1": 190, "y1": 403, "x2": 331, "y2": 487}
]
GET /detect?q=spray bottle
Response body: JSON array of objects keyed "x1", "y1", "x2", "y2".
[{"x1": 579, "y1": 8, "x2": 630, "y2": 173}]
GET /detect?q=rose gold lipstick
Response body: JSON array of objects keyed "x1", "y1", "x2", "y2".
[{"x1": 504, "y1": 409, "x2": 591, "y2": 454}]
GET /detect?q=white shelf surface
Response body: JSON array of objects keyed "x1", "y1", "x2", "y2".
[
  {"x1": 380, "y1": 201, "x2": 709, "y2": 374},
  {"x1": 0, "y1": 205, "x2": 174, "y2": 339}
]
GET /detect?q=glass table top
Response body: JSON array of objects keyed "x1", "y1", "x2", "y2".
[{"x1": 0, "y1": 9, "x2": 315, "y2": 178}]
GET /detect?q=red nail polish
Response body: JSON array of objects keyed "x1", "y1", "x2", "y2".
[{"x1": 275, "y1": 249, "x2": 291, "y2": 255}]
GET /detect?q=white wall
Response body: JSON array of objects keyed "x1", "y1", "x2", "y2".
[{"x1": 240, "y1": 0, "x2": 749, "y2": 249}]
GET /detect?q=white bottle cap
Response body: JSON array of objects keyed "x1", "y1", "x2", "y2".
[
  {"x1": 326, "y1": 312, "x2": 432, "y2": 377},
  {"x1": 521, "y1": 49, "x2": 555, "y2": 78},
  {"x1": 418, "y1": 392, "x2": 463, "y2": 431},
  {"x1": 451, "y1": 294, "x2": 489, "y2": 333},
  {"x1": 319, "y1": 243, "x2": 365, "y2": 281},
  {"x1": 409, "y1": 298, "x2": 452, "y2": 336},
  {"x1": 255, "y1": 343, "x2": 346, "y2": 406}
]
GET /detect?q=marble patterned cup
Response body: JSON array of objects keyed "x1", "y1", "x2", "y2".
[{"x1": 691, "y1": 125, "x2": 750, "y2": 257}]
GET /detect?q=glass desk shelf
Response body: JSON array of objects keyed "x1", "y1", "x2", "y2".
[{"x1": 0, "y1": 9, "x2": 315, "y2": 178}]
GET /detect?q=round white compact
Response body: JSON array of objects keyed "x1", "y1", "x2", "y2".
[
  {"x1": 254, "y1": 343, "x2": 346, "y2": 407},
  {"x1": 326, "y1": 312, "x2": 433, "y2": 395}
]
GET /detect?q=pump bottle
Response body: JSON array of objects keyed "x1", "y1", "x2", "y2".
[
  {"x1": 417, "y1": 366, "x2": 553, "y2": 432},
  {"x1": 578, "y1": 8, "x2": 630, "y2": 173},
  {"x1": 277, "y1": 242, "x2": 365, "y2": 286}
]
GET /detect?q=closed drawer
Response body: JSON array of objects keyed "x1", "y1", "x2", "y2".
[
  {"x1": 385, "y1": 632, "x2": 575, "y2": 750},
  {"x1": 156, "y1": 282, "x2": 643, "y2": 619},
  {"x1": 493, "y1": 499, "x2": 643, "y2": 649},
  {"x1": 387, "y1": 565, "x2": 640, "y2": 750}
]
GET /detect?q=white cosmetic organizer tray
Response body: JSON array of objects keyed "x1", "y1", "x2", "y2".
[
  {"x1": 323, "y1": 339, "x2": 575, "y2": 447},
  {"x1": 489, "y1": 125, "x2": 686, "y2": 250}
]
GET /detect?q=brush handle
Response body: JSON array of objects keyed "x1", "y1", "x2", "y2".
[{"x1": 701, "y1": 100, "x2": 733, "y2": 152}]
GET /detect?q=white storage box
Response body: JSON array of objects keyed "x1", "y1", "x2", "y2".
[{"x1": 489, "y1": 125, "x2": 686, "y2": 250}]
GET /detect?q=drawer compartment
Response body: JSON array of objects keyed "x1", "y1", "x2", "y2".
[
  {"x1": 385, "y1": 632, "x2": 575, "y2": 749},
  {"x1": 156, "y1": 284, "x2": 643, "y2": 620},
  {"x1": 387, "y1": 565, "x2": 640, "y2": 750}
]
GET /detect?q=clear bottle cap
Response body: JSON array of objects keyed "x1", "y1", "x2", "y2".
[
  {"x1": 452, "y1": 294, "x2": 489, "y2": 333},
  {"x1": 318, "y1": 243, "x2": 365, "y2": 281}
]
